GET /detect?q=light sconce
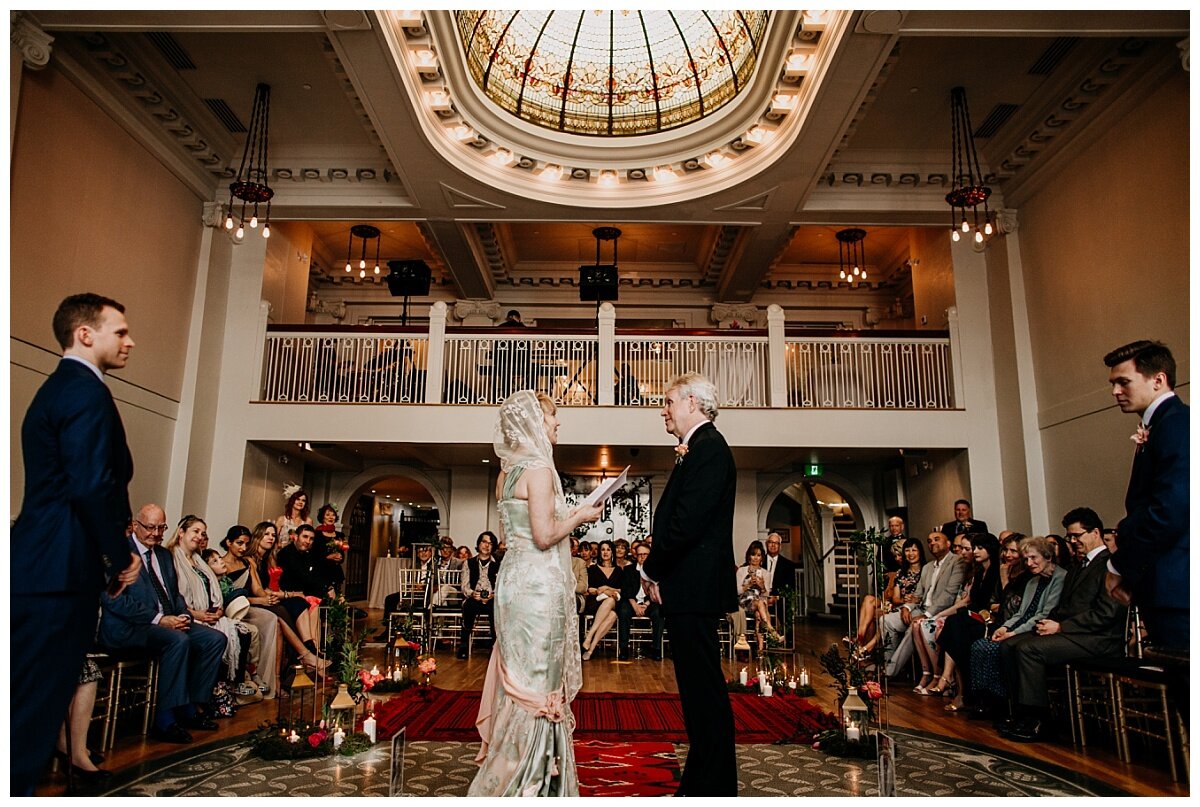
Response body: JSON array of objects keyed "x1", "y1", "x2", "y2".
[
  {"x1": 783, "y1": 51, "x2": 812, "y2": 80},
  {"x1": 414, "y1": 49, "x2": 440, "y2": 79},
  {"x1": 345, "y1": 224, "x2": 382, "y2": 280},
  {"x1": 652, "y1": 165, "x2": 679, "y2": 183},
  {"x1": 538, "y1": 164, "x2": 564, "y2": 182},
  {"x1": 767, "y1": 92, "x2": 797, "y2": 119},
  {"x1": 427, "y1": 89, "x2": 452, "y2": 115},
  {"x1": 598, "y1": 170, "x2": 618, "y2": 187}
]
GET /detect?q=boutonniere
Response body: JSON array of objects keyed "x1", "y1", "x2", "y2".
[
  {"x1": 674, "y1": 443, "x2": 689, "y2": 465},
  {"x1": 1130, "y1": 424, "x2": 1150, "y2": 450}
]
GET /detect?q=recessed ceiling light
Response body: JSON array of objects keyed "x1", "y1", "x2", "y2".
[
  {"x1": 371, "y1": 489, "x2": 376, "y2": 493},
  {"x1": 482, "y1": 459, "x2": 489, "y2": 463}
]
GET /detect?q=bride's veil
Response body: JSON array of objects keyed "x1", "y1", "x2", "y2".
[{"x1": 493, "y1": 391, "x2": 562, "y2": 496}]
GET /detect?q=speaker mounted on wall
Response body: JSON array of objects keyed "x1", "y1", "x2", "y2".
[
  {"x1": 578, "y1": 264, "x2": 618, "y2": 301},
  {"x1": 386, "y1": 259, "x2": 432, "y2": 297}
]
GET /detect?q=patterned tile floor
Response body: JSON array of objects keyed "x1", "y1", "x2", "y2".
[{"x1": 93, "y1": 727, "x2": 1127, "y2": 797}]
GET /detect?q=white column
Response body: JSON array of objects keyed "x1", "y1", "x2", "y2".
[
  {"x1": 950, "y1": 240, "x2": 1007, "y2": 528},
  {"x1": 203, "y1": 233, "x2": 271, "y2": 530},
  {"x1": 597, "y1": 302, "x2": 616, "y2": 406},
  {"x1": 767, "y1": 304, "x2": 787, "y2": 407},
  {"x1": 947, "y1": 306, "x2": 965, "y2": 408},
  {"x1": 425, "y1": 301, "x2": 447, "y2": 403},
  {"x1": 10, "y1": 13, "x2": 53, "y2": 156},
  {"x1": 999, "y1": 215, "x2": 1050, "y2": 535}
]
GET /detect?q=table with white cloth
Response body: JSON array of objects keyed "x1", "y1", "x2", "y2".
[{"x1": 367, "y1": 557, "x2": 411, "y2": 609}]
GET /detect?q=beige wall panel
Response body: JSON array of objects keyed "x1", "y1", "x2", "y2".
[
  {"x1": 240, "y1": 441, "x2": 307, "y2": 530},
  {"x1": 10, "y1": 67, "x2": 203, "y2": 399},
  {"x1": 262, "y1": 222, "x2": 314, "y2": 324},
  {"x1": 904, "y1": 450, "x2": 971, "y2": 536},
  {"x1": 909, "y1": 228, "x2": 956, "y2": 330}
]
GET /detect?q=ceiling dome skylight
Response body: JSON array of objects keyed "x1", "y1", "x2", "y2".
[{"x1": 456, "y1": 11, "x2": 770, "y2": 137}]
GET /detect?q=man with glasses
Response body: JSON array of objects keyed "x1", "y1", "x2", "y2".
[
  {"x1": 998, "y1": 507, "x2": 1125, "y2": 741},
  {"x1": 99, "y1": 504, "x2": 228, "y2": 745},
  {"x1": 617, "y1": 543, "x2": 664, "y2": 660},
  {"x1": 12, "y1": 294, "x2": 142, "y2": 795}
]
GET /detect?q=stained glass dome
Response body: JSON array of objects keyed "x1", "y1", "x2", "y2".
[{"x1": 455, "y1": 11, "x2": 770, "y2": 137}]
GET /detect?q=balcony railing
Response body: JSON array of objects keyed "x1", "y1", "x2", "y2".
[{"x1": 258, "y1": 304, "x2": 959, "y2": 410}]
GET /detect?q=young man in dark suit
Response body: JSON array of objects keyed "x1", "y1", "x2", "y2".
[
  {"x1": 998, "y1": 507, "x2": 1126, "y2": 741},
  {"x1": 1103, "y1": 340, "x2": 1190, "y2": 654},
  {"x1": 11, "y1": 293, "x2": 142, "y2": 795},
  {"x1": 642, "y1": 373, "x2": 738, "y2": 795}
]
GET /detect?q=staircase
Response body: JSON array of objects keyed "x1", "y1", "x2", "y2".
[{"x1": 828, "y1": 513, "x2": 862, "y2": 616}]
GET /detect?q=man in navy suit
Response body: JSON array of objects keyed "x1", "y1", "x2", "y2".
[
  {"x1": 1104, "y1": 341, "x2": 1190, "y2": 654},
  {"x1": 642, "y1": 373, "x2": 738, "y2": 795},
  {"x1": 11, "y1": 293, "x2": 142, "y2": 795},
  {"x1": 939, "y1": 499, "x2": 989, "y2": 538},
  {"x1": 99, "y1": 504, "x2": 227, "y2": 744}
]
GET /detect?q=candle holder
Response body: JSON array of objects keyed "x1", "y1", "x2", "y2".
[
  {"x1": 841, "y1": 689, "x2": 869, "y2": 742},
  {"x1": 278, "y1": 664, "x2": 316, "y2": 730}
]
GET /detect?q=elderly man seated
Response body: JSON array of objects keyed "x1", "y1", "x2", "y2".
[{"x1": 99, "y1": 504, "x2": 227, "y2": 744}]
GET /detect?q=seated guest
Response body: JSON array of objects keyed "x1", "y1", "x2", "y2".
[
  {"x1": 940, "y1": 498, "x2": 989, "y2": 538},
  {"x1": 431, "y1": 535, "x2": 464, "y2": 606},
  {"x1": 852, "y1": 538, "x2": 925, "y2": 657},
  {"x1": 277, "y1": 524, "x2": 336, "y2": 600},
  {"x1": 457, "y1": 545, "x2": 472, "y2": 562},
  {"x1": 579, "y1": 541, "x2": 595, "y2": 566},
  {"x1": 932, "y1": 533, "x2": 1002, "y2": 709},
  {"x1": 55, "y1": 660, "x2": 112, "y2": 787},
  {"x1": 242, "y1": 522, "x2": 326, "y2": 674},
  {"x1": 581, "y1": 540, "x2": 622, "y2": 660},
  {"x1": 968, "y1": 535, "x2": 1065, "y2": 719},
  {"x1": 996, "y1": 532, "x2": 1026, "y2": 589},
  {"x1": 736, "y1": 541, "x2": 779, "y2": 653},
  {"x1": 382, "y1": 544, "x2": 434, "y2": 635},
  {"x1": 617, "y1": 543, "x2": 664, "y2": 660},
  {"x1": 614, "y1": 538, "x2": 632, "y2": 569},
  {"x1": 571, "y1": 537, "x2": 589, "y2": 615},
  {"x1": 998, "y1": 508, "x2": 1126, "y2": 741},
  {"x1": 456, "y1": 531, "x2": 500, "y2": 658},
  {"x1": 883, "y1": 531, "x2": 966, "y2": 681},
  {"x1": 881, "y1": 516, "x2": 908, "y2": 573},
  {"x1": 99, "y1": 504, "x2": 227, "y2": 744},
  {"x1": 1045, "y1": 533, "x2": 1075, "y2": 570}
]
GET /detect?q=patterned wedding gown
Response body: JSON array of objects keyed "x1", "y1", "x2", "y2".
[{"x1": 468, "y1": 466, "x2": 582, "y2": 796}]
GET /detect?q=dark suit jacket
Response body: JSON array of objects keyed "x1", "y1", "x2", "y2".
[
  {"x1": 278, "y1": 544, "x2": 332, "y2": 596},
  {"x1": 938, "y1": 519, "x2": 989, "y2": 537},
  {"x1": 1050, "y1": 548, "x2": 1126, "y2": 641},
  {"x1": 766, "y1": 554, "x2": 798, "y2": 595},
  {"x1": 13, "y1": 359, "x2": 134, "y2": 594},
  {"x1": 1113, "y1": 394, "x2": 1190, "y2": 610},
  {"x1": 620, "y1": 563, "x2": 647, "y2": 601},
  {"x1": 99, "y1": 538, "x2": 190, "y2": 647},
  {"x1": 644, "y1": 421, "x2": 738, "y2": 616}
]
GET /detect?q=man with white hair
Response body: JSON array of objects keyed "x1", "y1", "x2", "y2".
[{"x1": 642, "y1": 373, "x2": 738, "y2": 795}]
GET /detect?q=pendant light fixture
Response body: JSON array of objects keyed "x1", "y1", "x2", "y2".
[
  {"x1": 836, "y1": 228, "x2": 867, "y2": 284},
  {"x1": 946, "y1": 86, "x2": 994, "y2": 245},
  {"x1": 223, "y1": 83, "x2": 273, "y2": 239},
  {"x1": 345, "y1": 225, "x2": 382, "y2": 279}
]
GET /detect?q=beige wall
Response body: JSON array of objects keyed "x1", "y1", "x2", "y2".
[
  {"x1": 909, "y1": 228, "x2": 956, "y2": 330},
  {"x1": 10, "y1": 67, "x2": 204, "y2": 515},
  {"x1": 904, "y1": 449, "x2": 972, "y2": 535},
  {"x1": 1020, "y1": 69, "x2": 1189, "y2": 529},
  {"x1": 239, "y1": 441, "x2": 308, "y2": 530},
  {"x1": 262, "y1": 222, "x2": 315, "y2": 324}
]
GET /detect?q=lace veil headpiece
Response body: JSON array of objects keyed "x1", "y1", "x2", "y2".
[{"x1": 494, "y1": 390, "x2": 556, "y2": 471}]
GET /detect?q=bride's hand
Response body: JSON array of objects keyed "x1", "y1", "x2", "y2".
[{"x1": 571, "y1": 502, "x2": 604, "y2": 526}]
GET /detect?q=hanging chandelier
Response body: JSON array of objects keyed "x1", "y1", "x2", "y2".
[
  {"x1": 946, "y1": 86, "x2": 994, "y2": 244},
  {"x1": 836, "y1": 228, "x2": 867, "y2": 284},
  {"x1": 223, "y1": 83, "x2": 273, "y2": 239},
  {"x1": 345, "y1": 225, "x2": 382, "y2": 279}
]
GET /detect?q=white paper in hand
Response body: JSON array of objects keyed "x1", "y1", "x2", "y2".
[{"x1": 582, "y1": 466, "x2": 630, "y2": 507}]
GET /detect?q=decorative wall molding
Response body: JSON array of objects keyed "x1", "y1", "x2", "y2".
[
  {"x1": 468, "y1": 222, "x2": 510, "y2": 280},
  {"x1": 701, "y1": 226, "x2": 744, "y2": 283},
  {"x1": 453, "y1": 299, "x2": 500, "y2": 324},
  {"x1": 711, "y1": 303, "x2": 763, "y2": 328},
  {"x1": 201, "y1": 201, "x2": 225, "y2": 228},
  {"x1": 11, "y1": 12, "x2": 54, "y2": 70}
]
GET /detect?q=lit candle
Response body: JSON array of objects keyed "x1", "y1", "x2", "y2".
[
  {"x1": 789, "y1": 678, "x2": 797, "y2": 690},
  {"x1": 763, "y1": 683, "x2": 773, "y2": 697},
  {"x1": 799, "y1": 670, "x2": 810, "y2": 687},
  {"x1": 846, "y1": 726, "x2": 861, "y2": 741},
  {"x1": 739, "y1": 668, "x2": 748, "y2": 686},
  {"x1": 319, "y1": 719, "x2": 326, "y2": 730},
  {"x1": 392, "y1": 668, "x2": 402, "y2": 682},
  {"x1": 333, "y1": 728, "x2": 346, "y2": 749},
  {"x1": 370, "y1": 665, "x2": 380, "y2": 677},
  {"x1": 289, "y1": 730, "x2": 300, "y2": 744},
  {"x1": 363, "y1": 714, "x2": 377, "y2": 743}
]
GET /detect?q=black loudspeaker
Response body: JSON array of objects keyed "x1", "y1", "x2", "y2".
[
  {"x1": 386, "y1": 260, "x2": 432, "y2": 297},
  {"x1": 579, "y1": 264, "x2": 618, "y2": 301}
]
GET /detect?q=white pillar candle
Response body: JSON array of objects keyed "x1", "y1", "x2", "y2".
[
  {"x1": 289, "y1": 730, "x2": 300, "y2": 743},
  {"x1": 789, "y1": 678, "x2": 797, "y2": 690},
  {"x1": 799, "y1": 670, "x2": 810, "y2": 687},
  {"x1": 392, "y1": 668, "x2": 402, "y2": 682},
  {"x1": 370, "y1": 665, "x2": 380, "y2": 677},
  {"x1": 739, "y1": 668, "x2": 748, "y2": 685},
  {"x1": 763, "y1": 683, "x2": 773, "y2": 697},
  {"x1": 333, "y1": 728, "x2": 346, "y2": 749},
  {"x1": 363, "y1": 714, "x2": 377, "y2": 743},
  {"x1": 846, "y1": 726, "x2": 861, "y2": 741}
]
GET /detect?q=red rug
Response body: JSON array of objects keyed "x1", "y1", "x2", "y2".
[
  {"x1": 575, "y1": 740, "x2": 679, "y2": 797},
  {"x1": 374, "y1": 687, "x2": 835, "y2": 745}
]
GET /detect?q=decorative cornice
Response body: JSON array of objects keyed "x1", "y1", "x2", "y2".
[
  {"x1": 701, "y1": 226, "x2": 744, "y2": 284},
  {"x1": 711, "y1": 303, "x2": 763, "y2": 328},
  {"x1": 826, "y1": 42, "x2": 902, "y2": 165},
  {"x1": 469, "y1": 222, "x2": 511, "y2": 281},
  {"x1": 11, "y1": 13, "x2": 54, "y2": 70},
  {"x1": 453, "y1": 300, "x2": 500, "y2": 322},
  {"x1": 201, "y1": 201, "x2": 225, "y2": 228}
]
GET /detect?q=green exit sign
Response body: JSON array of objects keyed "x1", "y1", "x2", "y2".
[{"x1": 806, "y1": 463, "x2": 823, "y2": 477}]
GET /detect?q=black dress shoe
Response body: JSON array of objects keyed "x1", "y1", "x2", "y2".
[
  {"x1": 181, "y1": 715, "x2": 219, "y2": 731},
  {"x1": 1006, "y1": 719, "x2": 1045, "y2": 742},
  {"x1": 68, "y1": 765, "x2": 113, "y2": 786},
  {"x1": 455, "y1": 650, "x2": 468, "y2": 660},
  {"x1": 150, "y1": 724, "x2": 194, "y2": 744}
]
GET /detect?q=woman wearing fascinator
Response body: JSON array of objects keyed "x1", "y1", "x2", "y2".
[
  {"x1": 469, "y1": 390, "x2": 603, "y2": 797},
  {"x1": 275, "y1": 485, "x2": 312, "y2": 548}
]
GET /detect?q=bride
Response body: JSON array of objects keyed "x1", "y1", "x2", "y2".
[{"x1": 469, "y1": 390, "x2": 603, "y2": 796}]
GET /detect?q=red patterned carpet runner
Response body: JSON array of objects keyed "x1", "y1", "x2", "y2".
[
  {"x1": 374, "y1": 687, "x2": 834, "y2": 744},
  {"x1": 574, "y1": 740, "x2": 679, "y2": 797}
]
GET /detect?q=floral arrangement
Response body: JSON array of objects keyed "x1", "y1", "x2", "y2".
[
  {"x1": 357, "y1": 666, "x2": 384, "y2": 693},
  {"x1": 417, "y1": 653, "x2": 437, "y2": 684},
  {"x1": 250, "y1": 721, "x2": 373, "y2": 760},
  {"x1": 811, "y1": 728, "x2": 877, "y2": 758},
  {"x1": 818, "y1": 641, "x2": 884, "y2": 722},
  {"x1": 369, "y1": 676, "x2": 417, "y2": 694}
]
